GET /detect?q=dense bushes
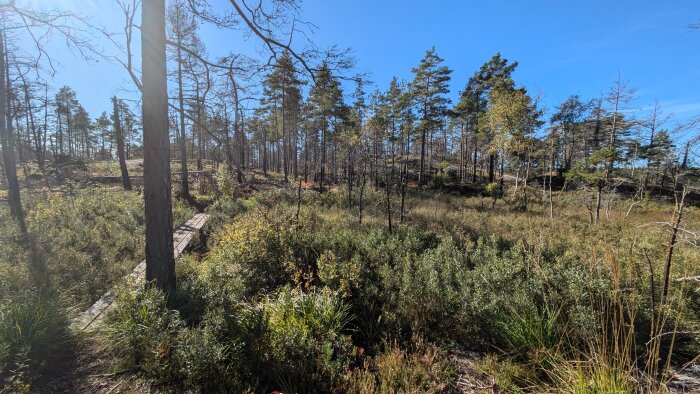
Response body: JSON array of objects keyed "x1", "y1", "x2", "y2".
[
  {"x1": 205, "y1": 211, "x2": 297, "y2": 297},
  {"x1": 103, "y1": 194, "x2": 631, "y2": 392},
  {"x1": 26, "y1": 189, "x2": 146, "y2": 307},
  {"x1": 264, "y1": 287, "x2": 354, "y2": 392},
  {"x1": 97, "y1": 187, "x2": 700, "y2": 392},
  {"x1": 106, "y1": 271, "x2": 356, "y2": 392}
]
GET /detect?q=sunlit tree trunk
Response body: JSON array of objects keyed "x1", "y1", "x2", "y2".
[
  {"x1": 142, "y1": 0, "x2": 176, "y2": 292},
  {"x1": 113, "y1": 96, "x2": 132, "y2": 191},
  {"x1": 0, "y1": 29, "x2": 27, "y2": 236},
  {"x1": 175, "y1": 21, "x2": 190, "y2": 199}
]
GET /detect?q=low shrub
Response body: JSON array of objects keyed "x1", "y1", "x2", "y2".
[
  {"x1": 0, "y1": 288, "x2": 71, "y2": 391},
  {"x1": 25, "y1": 189, "x2": 145, "y2": 307},
  {"x1": 205, "y1": 211, "x2": 297, "y2": 297},
  {"x1": 265, "y1": 287, "x2": 355, "y2": 393},
  {"x1": 104, "y1": 284, "x2": 182, "y2": 380},
  {"x1": 342, "y1": 343, "x2": 456, "y2": 393}
]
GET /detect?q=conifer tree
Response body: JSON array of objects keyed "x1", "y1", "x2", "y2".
[{"x1": 410, "y1": 47, "x2": 452, "y2": 186}]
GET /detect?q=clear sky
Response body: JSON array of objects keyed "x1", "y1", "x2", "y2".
[{"x1": 23, "y1": 0, "x2": 700, "y2": 133}]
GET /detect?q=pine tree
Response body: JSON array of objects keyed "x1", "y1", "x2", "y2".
[
  {"x1": 454, "y1": 53, "x2": 517, "y2": 183},
  {"x1": 261, "y1": 53, "x2": 304, "y2": 182},
  {"x1": 167, "y1": 0, "x2": 199, "y2": 199},
  {"x1": 143, "y1": 0, "x2": 175, "y2": 292},
  {"x1": 308, "y1": 63, "x2": 343, "y2": 193},
  {"x1": 410, "y1": 47, "x2": 452, "y2": 185}
]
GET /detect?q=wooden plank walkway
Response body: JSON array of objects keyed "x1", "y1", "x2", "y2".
[{"x1": 73, "y1": 213, "x2": 208, "y2": 331}]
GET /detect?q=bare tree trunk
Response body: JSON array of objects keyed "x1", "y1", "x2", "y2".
[
  {"x1": 0, "y1": 29, "x2": 26, "y2": 235},
  {"x1": 295, "y1": 178, "x2": 302, "y2": 224},
  {"x1": 346, "y1": 152, "x2": 353, "y2": 210},
  {"x1": 472, "y1": 138, "x2": 478, "y2": 183},
  {"x1": 661, "y1": 186, "x2": 686, "y2": 304},
  {"x1": 523, "y1": 152, "x2": 531, "y2": 211},
  {"x1": 142, "y1": 0, "x2": 175, "y2": 292},
  {"x1": 282, "y1": 88, "x2": 288, "y2": 183},
  {"x1": 594, "y1": 182, "x2": 602, "y2": 224},
  {"x1": 20, "y1": 75, "x2": 43, "y2": 170},
  {"x1": 358, "y1": 168, "x2": 367, "y2": 224},
  {"x1": 176, "y1": 30, "x2": 190, "y2": 199},
  {"x1": 262, "y1": 124, "x2": 268, "y2": 175},
  {"x1": 320, "y1": 121, "x2": 326, "y2": 193},
  {"x1": 113, "y1": 97, "x2": 132, "y2": 191},
  {"x1": 384, "y1": 159, "x2": 392, "y2": 233},
  {"x1": 418, "y1": 125, "x2": 426, "y2": 186}
]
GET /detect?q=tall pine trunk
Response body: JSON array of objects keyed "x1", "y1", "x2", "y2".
[{"x1": 142, "y1": 0, "x2": 175, "y2": 292}]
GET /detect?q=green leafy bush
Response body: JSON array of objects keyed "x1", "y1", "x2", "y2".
[
  {"x1": 24, "y1": 189, "x2": 145, "y2": 307},
  {"x1": 264, "y1": 287, "x2": 354, "y2": 393},
  {"x1": 205, "y1": 211, "x2": 297, "y2": 297}
]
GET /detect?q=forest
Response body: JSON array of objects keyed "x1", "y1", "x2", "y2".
[{"x1": 0, "y1": 0, "x2": 699, "y2": 393}]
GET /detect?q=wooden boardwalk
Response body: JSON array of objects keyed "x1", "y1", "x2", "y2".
[{"x1": 73, "y1": 213, "x2": 208, "y2": 331}]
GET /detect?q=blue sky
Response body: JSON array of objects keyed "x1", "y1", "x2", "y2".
[{"x1": 26, "y1": 0, "x2": 700, "y2": 132}]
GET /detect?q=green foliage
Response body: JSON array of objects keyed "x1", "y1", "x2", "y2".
[
  {"x1": 213, "y1": 164, "x2": 235, "y2": 198},
  {"x1": 381, "y1": 237, "x2": 469, "y2": 344},
  {"x1": 265, "y1": 287, "x2": 354, "y2": 393},
  {"x1": 0, "y1": 289, "x2": 70, "y2": 391},
  {"x1": 431, "y1": 168, "x2": 449, "y2": 189},
  {"x1": 105, "y1": 284, "x2": 182, "y2": 379},
  {"x1": 566, "y1": 147, "x2": 617, "y2": 185},
  {"x1": 204, "y1": 196, "x2": 247, "y2": 232},
  {"x1": 206, "y1": 211, "x2": 297, "y2": 296},
  {"x1": 25, "y1": 189, "x2": 145, "y2": 307}
]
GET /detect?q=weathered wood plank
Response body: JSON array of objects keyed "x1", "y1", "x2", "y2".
[{"x1": 73, "y1": 213, "x2": 208, "y2": 331}]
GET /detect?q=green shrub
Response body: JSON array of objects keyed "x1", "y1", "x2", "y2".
[
  {"x1": 106, "y1": 277, "x2": 262, "y2": 392},
  {"x1": 460, "y1": 239, "x2": 610, "y2": 355},
  {"x1": 381, "y1": 237, "x2": 470, "y2": 345},
  {"x1": 265, "y1": 287, "x2": 354, "y2": 393},
  {"x1": 172, "y1": 197, "x2": 197, "y2": 229},
  {"x1": 26, "y1": 188, "x2": 145, "y2": 307},
  {"x1": 204, "y1": 197, "x2": 247, "y2": 233},
  {"x1": 206, "y1": 212, "x2": 296, "y2": 297},
  {"x1": 0, "y1": 289, "x2": 71, "y2": 391},
  {"x1": 174, "y1": 324, "x2": 243, "y2": 391},
  {"x1": 213, "y1": 164, "x2": 235, "y2": 198},
  {"x1": 105, "y1": 284, "x2": 182, "y2": 380}
]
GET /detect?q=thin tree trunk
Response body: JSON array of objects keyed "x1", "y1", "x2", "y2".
[
  {"x1": 661, "y1": 186, "x2": 686, "y2": 304},
  {"x1": 0, "y1": 30, "x2": 26, "y2": 235},
  {"x1": 113, "y1": 96, "x2": 132, "y2": 191},
  {"x1": 295, "y1": 178, "x2": 302, "y2": 224},
  {"x1": 384, "y1": 159, "x2": 392, "y2": 233},
  {"x1": 176, "y1": 31, "x2": 190, "y2": 199}
]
